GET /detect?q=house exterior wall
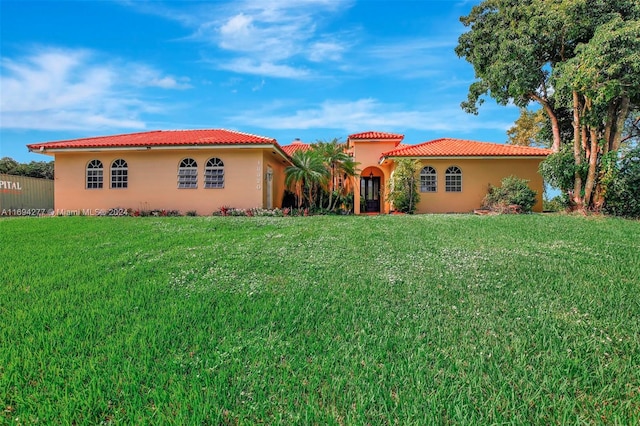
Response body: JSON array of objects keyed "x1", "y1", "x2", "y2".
[
  {"x1": 53, "y1": 148, "x2": 284, "y2": 215},
  {"x1": 351, "y1": 140, "x2": 400, "y2": 214},
  {"x1": 261, "y1": 151, "x2": 288, "y2": 209},
  {"x1": 352, "y1": 141, "x2": 399, "y2": 169},
  {"x1": 412, "y1": 158, "x2": 545, "y2": 213}
]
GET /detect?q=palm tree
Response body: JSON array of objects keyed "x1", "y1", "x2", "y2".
[
  {"x1": 285, "y1": 150, "x2": 328, "y2": 209},
  {"x1": 331, "y1": 156, "x2": 358, "y2": 211},
  {"x1": 313, "y1": 139, "x2": 359, "y2": 211}
]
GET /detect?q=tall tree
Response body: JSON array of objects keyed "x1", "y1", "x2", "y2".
[{"x1": 456, "y1": 0, "x2": 640, "y2": 211}]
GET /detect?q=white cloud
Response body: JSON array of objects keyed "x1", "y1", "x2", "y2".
[
  {"x1": 131, "y1": 0, "x2": 354, "y2": 78},
  {"x1": 308, "y1": 40, "x2": 346, "y2": 62},
  {"x1": 217, "y1": 58, "x2": 309, "y2": 79},
  {"x1": 0, "y1": 47, "x2": 190, "y2": 131},
  {"x1": 340, "y1": 38, "x2": 459, "y2": 79},
  {"x1": 127, "y1": 65, "x2": 192, "y2": 89},
  {"x1": 123, "y1": 1, "x2": 464, "y2": 81},
  {"x1": 230, "y1": 98, "x2": 515, "y2": 133}
]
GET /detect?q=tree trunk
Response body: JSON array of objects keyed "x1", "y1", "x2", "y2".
[
  {"x1": 611, "y1": 96, "x2": 630, "y2": 152},
  {"x1": 572, "y1": 91, "x2": 584, "y2": 209},
  {"x1": 327, "y1": 166, "x2": 334, "y2": 210},
  {"x1": 583, "y1": 128, "x2": 599, "y2": 209},
  {"x1": 532, "y1": 94, "x2": 562, "y2": 152},
  {"x1": 603, "y1": 99, "x2": 617, "y2": 155}
]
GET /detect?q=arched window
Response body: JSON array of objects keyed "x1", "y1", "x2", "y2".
[
  {"x1": 445, "y1": 166, "x2": 462, "y2": 192},
  {"x1": 204, "y1": 157, "x2": 224, "y2": 188},
  {"x1": 111, "y1": 159, "x2": 128, "y2": 189},
  {"x1": 86, "y1": 160, "x2": 103, "y2": 189},
  {"x1": 420, "y1": 166, "x2": 437, "y2": 193},
  {"x1": 178, "y1": 158, "x2": 198, "y2": 188}
]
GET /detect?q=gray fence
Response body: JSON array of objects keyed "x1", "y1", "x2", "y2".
[{"x1": 0, "y1": 173, "x2": 54, "y2": 216}]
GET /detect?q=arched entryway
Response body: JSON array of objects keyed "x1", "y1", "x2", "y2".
[{"x1": 360, "y1": 166, "x2": 383, "y2": 213}]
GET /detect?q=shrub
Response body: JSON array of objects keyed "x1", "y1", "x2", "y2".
[
  {"x1": 604, "y1": 147, "x2": 640, "y2": 218},
  {"x1": 387, "y1": 159, "x2": 421, "y2": 214},
  {"x1": 483, "y1": 176, "x2": 538, "y2": 213},
  {"x1": 543, "y1": 195, "x2": 570, "y2": 212}
]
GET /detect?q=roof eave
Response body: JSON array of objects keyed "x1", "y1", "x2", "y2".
[
  {"x1": 380, "y1": 154, "x2": 550, "y2": 164},
  {"x1": 349, "y1": 138, "x2": 404, "y2": 144},
  {"x1": 29, "y1": 142, "x2": 280, "y2": 152}
]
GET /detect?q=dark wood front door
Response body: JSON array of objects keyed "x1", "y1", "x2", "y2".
[{"x1": 361, "y1": 177, "x2": 380, "y2": 213}]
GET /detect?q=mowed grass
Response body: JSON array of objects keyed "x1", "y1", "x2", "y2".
[{"x1": 1, "y1": 214, "x2": 639, "y2": 425}]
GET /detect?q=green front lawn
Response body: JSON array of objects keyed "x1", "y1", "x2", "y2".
[{"x1": 1, "y1": 215, "x2": 639, "y2": 424}]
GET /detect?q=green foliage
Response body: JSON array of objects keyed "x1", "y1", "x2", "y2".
[
  {"x1": 543, "y1": 195, "x2": 570, "y2": 212},
  {"x1": 604, "y1": 147, "x2": 640, "y2": 218},
  {"x1": 312, "y1": 139, "x2": 359, "y2": 212},
  {"x1": 539, "y1": 144, "x2": 587, "y2": 193},
  {"x1": 482, "y1": 175, "x2": 538, "y2": 213},
  {"x1": 285, "y1": 149, "x2": 328, "y2": 209},
  {"x1": 555, "y1": 16, "x2": 640, "y2": 117},
  {"x1": 2, "y1": 215, "x2": 640, "y2": 423},
  {"x1": 0, "y1": 157, "x2": 19, "y2": 173},
  {"x1": 457, "y1": 0, "x2": 639, "y2": 114},
  {"x1": 457, "y1": 0, "x2": 640, "y2": 209},
  {"x1": 284, "y1": 140, "x2": 358, "y2": 213},
  {"x1": 0, "y1": 156, "x2": 54, "y2": 179},
  {"x1": 386, "y1": 159, "x2": 421, "y2": 214}
]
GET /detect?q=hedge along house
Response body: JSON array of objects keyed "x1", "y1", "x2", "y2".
[
  {"x1": 27, "y1": 129, "x2": 291, "y2": 215},
  {"x1": 346, "y1": 131, "x2": 552, "y2": 214}
]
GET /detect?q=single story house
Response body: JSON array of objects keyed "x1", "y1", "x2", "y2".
[
  {"x1": 27, "y1": 129, "x2": 551, "y2": 215},
  {"x1": 284, "y1": 131, "x2": 551, "y2": 214}
]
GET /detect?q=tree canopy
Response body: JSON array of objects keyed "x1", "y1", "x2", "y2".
[
  {"x1": 507, "y1": 109, "x2": 548, "y2": 147},
  {"x1": 456, "y1": 0, "x2": 640, "y2": 211},
  {"x1": 284, "y1": 140, "x2": 358, "y2": 212},
  {"x1": 0, "y1": 157, "x2": 54, "y2": 179}
]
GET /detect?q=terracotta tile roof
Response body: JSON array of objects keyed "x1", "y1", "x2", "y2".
[
  {"x1": 27, "y1": 129, "x2": 278, "y2": 151},
  {"x1": 382, "y1": 138, "x2": 553, "y2": 158},
  {"x1": 348, "y1": 131, "x2": 405, "y2": 140},
  {"x1": 281, "y1": 139, "x2": 313, "y2": 156}
]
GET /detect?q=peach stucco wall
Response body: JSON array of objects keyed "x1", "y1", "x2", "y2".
[
  {"x1": 261, "y1": 150, "x2": 288, "y2": 210},
  {"x1": 351, "y1": 141, "x2": 398, "y2": 214},
  {"x1": 349, "y1": 138, "x2": 545, "y2": 214},
  {"x1": 53, "y1": 148, "x2": 288, "y2": 215},
  {"x1": 413, "y1": 158, "x2": 545, "y2": 213}
]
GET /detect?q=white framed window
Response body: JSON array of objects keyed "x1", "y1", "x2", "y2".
[
  {"x1": 86, "y1": 160, "x2": 103, "y2": 189},
  {"x1": 420, "y1": 166, "x2": 437, "y2": 192},
  {"x1": 111, "y1": 159, "x2": 128, "y2": 189},
  {"x1": 178, "y1": 158, "x2": 198, "y2": 189},
  {"x1": 445, "y1": 166, "x2": 462, "y2": 192},
  {"x1": 204, "y1": 157, "x2": 224, "y2": 188}
]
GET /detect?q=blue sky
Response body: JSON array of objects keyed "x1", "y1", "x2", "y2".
[{"x1": 1, "y1": 0, "x2": 520, "y2": 163}]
